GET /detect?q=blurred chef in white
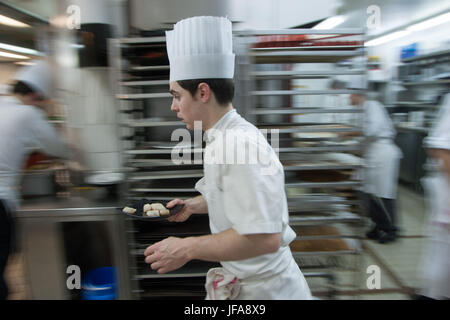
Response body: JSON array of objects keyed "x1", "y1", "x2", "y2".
[
  {"x1": 0, "y1": 60, "x2": 70, "y2": 299},
  {"x1": 419, "y1": 91, "x2": 450, "y2": 300},
  {"x1": 347, "y1": 75, "x2": 402, "y2": 244},
  {"x1": 143, "y1": 16, "x2": 312, "y2": 300}
]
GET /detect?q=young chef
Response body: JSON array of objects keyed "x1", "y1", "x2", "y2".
[
  {"x1": 144, "y1": 16, "x2": 312, "y2": 300},
  {"x1": 0, "y1": 60, "x2": 70, "y2": 299},
  {"x1": 347, "y1": 76, "x2": 402, "y2": 244}
]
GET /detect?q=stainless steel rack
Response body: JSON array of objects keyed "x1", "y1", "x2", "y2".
[
  {"x1": 234, "y1": 28, "x2": 367, "y2": 298},
  {"x1": 110, "y1": 28, "x2": 367, "y2": 299}
]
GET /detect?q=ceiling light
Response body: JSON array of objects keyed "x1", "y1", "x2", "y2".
[
  {"x1": 15, "y1": 61, "x2": 36, "y2": 66},
  {"x1": 0, "y1": 50, "x2": 29, "y2": 59},
  {"x1": 365, "y1": 30, "x2": 411, "y2": 46},
  {"x1": 0, "y1": 14, "x2": 30, "y2": 28},
  {"x1": 313, "y1": 16, "x2": 347, "y2": 29},
  {"x1": 407, "y1": 12, "x2": 450, "y2": 32},
  {"x1": 0, "y1": 43, "x2": 42, "y2": 56}
]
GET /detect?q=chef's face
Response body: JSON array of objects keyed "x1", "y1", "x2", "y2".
[{"x1": 169, "y1": 81, "x2": 203, "y2": 130}]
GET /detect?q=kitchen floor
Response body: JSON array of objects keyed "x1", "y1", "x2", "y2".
[
  {"x1": 4, "y1": 184, "x2": 431, "y2": 300},
  {"x1": 328, "y1": 183, "x2": 430, "y2": 300}
]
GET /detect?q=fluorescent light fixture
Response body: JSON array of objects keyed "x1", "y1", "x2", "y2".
[
  {"x1": 0, "y1": 14, "x2": 30, "y2": 28},
  {"x1": 407, "y1": 12, "x2": 450, "y2": 32},
  {"x1": 0, "y1": 43, "x2": 41, "y2": 56},
  {"x1": 365, "y1": 30, "x2": 411, "y2": 46},
  {"x1": 0, "y1": 50, "x2": 29, "y2": 59},
  {"x1": 15, "y1": 61, "x2": 36, "y2": 66},
  {"x1": 313, "y1": 15, "x2": 346, "y2": 29}
]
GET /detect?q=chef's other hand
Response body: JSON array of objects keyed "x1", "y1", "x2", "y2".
[
  {"x1": 143, "y1": 236, "x2": 191, "y2": 274},
  {"x1": 166, "y1": 198, "x2": 193, "y2": 222}
]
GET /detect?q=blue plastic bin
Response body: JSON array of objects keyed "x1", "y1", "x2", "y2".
[{"x1": 81, "y1": 266, "x2": 117, "y2": 300}]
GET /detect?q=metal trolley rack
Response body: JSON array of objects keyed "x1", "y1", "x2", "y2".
[{"x1": 233, "y1": 28, "x2": 367, "y2": 298}]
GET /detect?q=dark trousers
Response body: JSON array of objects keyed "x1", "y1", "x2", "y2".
[
  {"x1": 0, "y1": 200, "x2": 12, "y2": 300},
  {"x1": 362, "y1": 192, "x2": 397, "y2": 234}
]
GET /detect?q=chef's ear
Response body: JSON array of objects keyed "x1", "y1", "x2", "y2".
[{"x1": 197, "y1": 82, "x2": 211, "y2": 103}]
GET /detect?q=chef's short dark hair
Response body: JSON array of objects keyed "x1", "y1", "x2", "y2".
[
  {"x1": 12, "y1": 81, "x2": 45, "y2": 100},
  {"x1": 177, "y1": 78, "x2": 234, "y2": 106}
]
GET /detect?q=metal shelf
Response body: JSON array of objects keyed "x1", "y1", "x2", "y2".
[
  {"x1": 252, "y1": 45, "x2": 363, "y2": 51},
  {"x1": 125, "y1": 159, "x2": 202, "y2": 167},
  {"x1": 235, "y1": 28, "x2": 365, "y2": 36},
  {"x1": 120, "y1": 80, "x2": 169, "y2": 86},
  {"x1": 120, "y1": 119, "x2": 183, "y2": 127},
  {"x1": 401, "y1": 79, "x2": 450, "y2": 86},
  {"x1": 401, "y1": 49, "x2": 450, "y2": 63},
  {"x1": 258, "y1": 125, "x2": 361, "y2": 134},
  {"x1": 276, "y1": 145, "x2": 361, "y2": 153},
  {"x1": 252, "y1": 89, "x2": 359, "y2": 96},
  {"x1": 251, "y1": 107, "x2": 362, "y2": 115},
  {"x1": 285, "y1": 181, "x2": 361, "y2": 188},
  {"x1": 119, "y1": 37, "x2": 166, "y2": 44},
  {"x1": 251, "y1": 50, "x2": 364, "y2": 64},
  {"x1": 292, "y1": 250, "x2": 358, "y2": 257},
  {"x1": 130, "y1": 188, "x2": 198, "y2": 193},
  {"x1": 283, "y1": 163, "x2": 362, "y2": 171},
  {"x1": 127, "y1": 170, "x2": 203, "y2": 181},
  {"x1": 116, "y1": 93, "x2": 172, "y2": 100},
  {"x1": 251, "y1": 69, "x2": 364, "y2": 80},
  {"x1": 124, "y1": 148, "x2": 203, "y2": 155}
]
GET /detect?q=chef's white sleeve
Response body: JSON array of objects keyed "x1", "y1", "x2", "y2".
[
  {"x1": 221, "y1": 161, "x2": 285, "y2": 235},
  {"x1": 28, "y1": 108, "x2": 70, "y2": 158},
  {"x1": 425, "y1": 94, "x2": 450, "y2": 150}
]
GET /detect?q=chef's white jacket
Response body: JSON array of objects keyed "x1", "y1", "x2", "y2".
[
  {"x1": 0, "y1": 96, "x2": 68, "y2": 209},
  {"x1": 195, "y1": 110, "x2": 310, "y2": 297},
  {"x1": 362, "y1": 100, "x2": 402, "y2": 199}
]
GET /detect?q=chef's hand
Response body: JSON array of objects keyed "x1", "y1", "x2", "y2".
[
  {"x1": 144, "y1": 236, "x2": 192, "y2": 274},
  {"x1": 166, "y1": 198, "x2": 194, "y2": 222}
]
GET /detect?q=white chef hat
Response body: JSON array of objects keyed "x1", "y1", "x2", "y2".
[
  {"x1": 166, "y1": 16, "x2": 235, "y2": 82},
  {"x1": 347, "y1": 74, "x2": 367, "y2": 91},
  {"x1": 14, "y1": 60, "x2": 52, "y2": 98}
]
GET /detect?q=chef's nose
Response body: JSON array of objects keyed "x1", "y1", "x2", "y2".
[{"x1": 170, "y1": 98, "x2": 178, "y2": 112}]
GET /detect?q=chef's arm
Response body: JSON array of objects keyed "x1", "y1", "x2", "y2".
[
  {"x1": 185, "y1": 229, "x2": 281, "y2": 261},
  {"x1": 144, "y1": 229, "x2": 282, "y2": 274}
]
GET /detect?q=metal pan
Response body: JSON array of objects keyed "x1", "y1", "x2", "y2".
[{"x1": 120, "y1": 198, "x2": 184, "y2": 221}]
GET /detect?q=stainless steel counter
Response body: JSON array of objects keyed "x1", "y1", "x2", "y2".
[
  {"x1": 16, "y1": 196, "x2": 120, "y2": 218},
  {"x1": 14, "y1": 195, "x2": 132, "y2": 300}
]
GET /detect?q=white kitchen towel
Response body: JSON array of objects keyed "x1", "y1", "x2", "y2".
[{"x1": 205, "y1": 267, "x2": 240, "y2": 300}]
